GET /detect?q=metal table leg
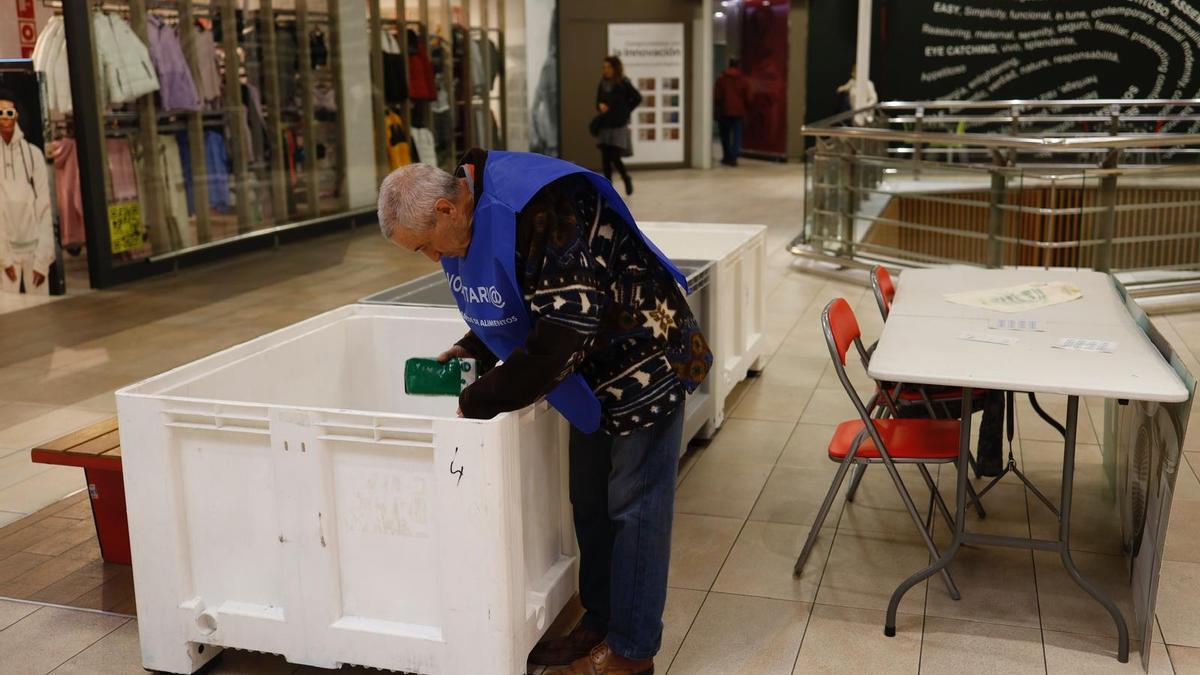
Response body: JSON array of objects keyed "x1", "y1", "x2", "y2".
[
  {"x1": 885, "y1": 387, "x2": 972, "y2": 636},
  {"x1": 1059, "y1": 396, "x2": 1130, "y2": 663},
  {"x1": 883, "y1": 392, "x2": 1131, "y2": 664}
]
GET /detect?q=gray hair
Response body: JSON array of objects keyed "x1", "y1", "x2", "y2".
[{"x1": 377, "y1": 163, "x2": 460, "y2": 239}]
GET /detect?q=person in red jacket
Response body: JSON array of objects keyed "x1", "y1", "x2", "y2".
[{"x1": 713, "y1": 58, "x2": 752, "y2": 166}]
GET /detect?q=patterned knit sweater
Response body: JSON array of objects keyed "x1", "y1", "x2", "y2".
[{"x1": 454, "y1": 149, "x2": 712, "y2": 435}]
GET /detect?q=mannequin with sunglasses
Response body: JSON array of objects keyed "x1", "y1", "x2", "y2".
[{"x1": 0, "y1": 90, "x2": 54, "y2": 295}]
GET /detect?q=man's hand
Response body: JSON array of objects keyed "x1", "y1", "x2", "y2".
[
  {"x1": 3, "y1": 267, "x2": 15, "y2": 282},
  {"x1": 598, "y1": 102, "x2": 609, "y2": 113},
  {"x1": 437, "y1": 344, "x2": 472, "y2": 363},
  {"x1": 31, "y1": 271, "x2": 45, "y2": 288}
]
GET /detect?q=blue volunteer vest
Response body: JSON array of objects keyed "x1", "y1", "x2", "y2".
[{"x1": 441, "y1": 151, "x2": 687, "y2": 433}]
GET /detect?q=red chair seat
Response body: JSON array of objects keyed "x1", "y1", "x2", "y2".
[{"x1": 829, "y1": 418, "x2": 961, "y2": 461}]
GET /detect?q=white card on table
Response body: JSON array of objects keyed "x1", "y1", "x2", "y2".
[
  {"x1": 959, "y1": 331, "x2": 1018, "y2": 346},
  {"x1": 1053, "y1": 337, "x2": 1116, "y2": 353},
  {"x1": 988, "y1": 318, "x2": 1044, "y2": 332}
]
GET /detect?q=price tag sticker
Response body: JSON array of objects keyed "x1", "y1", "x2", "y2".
[
  {"x1": 988, "y1": 318, "x2": 1044, "y2": 332},
  {"x1": 1053, "y1": 338, "x2": 1117, "y2": 353},
  {"x1": 959, "y1": 331, "x2": 1018, "y2": 346}
]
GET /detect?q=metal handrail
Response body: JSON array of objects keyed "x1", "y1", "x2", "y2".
[{"x1": 795, "y1": 99, "x2": 1200, "y2": 283}]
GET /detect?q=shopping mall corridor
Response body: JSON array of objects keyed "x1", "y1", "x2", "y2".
[{"x1": 5, "y1": 160, "x2": 1200, "y2": 673}]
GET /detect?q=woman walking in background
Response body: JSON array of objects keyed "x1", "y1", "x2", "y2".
[{"x1": 593, "y1": 56, "x2": 640, "y2": 195}]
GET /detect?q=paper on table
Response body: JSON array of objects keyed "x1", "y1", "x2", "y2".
[
  {"x1": 959, "y1": 331, "x2": 1018, "y2": 345},
  {"x1": 1053, "y1": 337, "x2": 1117, "y2": 353},
  {"x1": 988, "y1": 317, "x2": 1045, "y2": 332},
  {"x1": 944, "y1": 281, "x2": 1083, "y2": 313}
]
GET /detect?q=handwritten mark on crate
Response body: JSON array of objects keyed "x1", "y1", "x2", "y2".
[{"x1": 450, "y1": 447, "x2": 465, "y2": 486}]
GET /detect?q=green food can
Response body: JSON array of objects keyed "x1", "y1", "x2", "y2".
[{"x1": 404, "y1": 357, "x2": 478, "y2": 396}]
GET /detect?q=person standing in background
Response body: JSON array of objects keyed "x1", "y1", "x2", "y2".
[
  {"x1": 0, "y1": 90, "x2": 54, "y2": 295},
  {"x1": 713, "y1": 58, "x2": 752, "y2": 166},
  {"x1": 592, "y1": 56, "x2": 641, "y2": 196},
  {"x1": 836, "y1": 65, "x2": 878, "y2": 126}
]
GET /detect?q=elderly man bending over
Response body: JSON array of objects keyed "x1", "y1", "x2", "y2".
[{"x1": 378, "y1": 148, "x2": 711, "y2": 675}]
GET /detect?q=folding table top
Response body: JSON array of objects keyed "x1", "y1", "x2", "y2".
[{"x1": 868, "y1": 268, "x2": 1188, "y2": 402}]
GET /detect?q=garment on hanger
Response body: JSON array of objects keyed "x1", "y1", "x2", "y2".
[
  {"x1": 193, "y1": 25, "x2": 222, "y2": 102},
  {"x1": 52, "y1": 139, "x2": 85, "y2": 247},
  {"x1": 147, "y1": 14, "x2": 201, "y2": 111},
  {"x1": 204, "y1": 131, "x2": 232, "y2": 212},
  {"x1": 32, "y1": 16, "x2": 73, "y2": 115},
  {"x1": 153, "y1": 136, "x2": 194, "y2": 248},
  {"x1": 106, "y1": 138, "x2": 139, "y2": 202},
  {"x1": 270, "y1": 19, "x2": 301, "y2": 107},
  {"x1": 407, "y1": 29, "x2": 437, "y2": 101},
  {"x1": 310, "y1": 27, "x2": 328, "y2": 68},
  {"x1": 385, "y1": 110, "x2": 412, "y2": 169},
  {"x1": 382, "y1": 30, "x2": 408, "y2": 103},
  {"x1": 95, "y1": 12, "x2": 161, "y2": 106},
  {"x1": 411, "y1": 127, "x2": 436, "y2": 167}
]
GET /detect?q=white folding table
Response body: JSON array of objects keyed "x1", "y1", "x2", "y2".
[{"x1": 868, "y1": 268, "x2": 1188, "y2": 663}]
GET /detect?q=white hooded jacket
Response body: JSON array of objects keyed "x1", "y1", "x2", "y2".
[{"x1": 0, "y1": 125, "x2": 55, "y2": 275}]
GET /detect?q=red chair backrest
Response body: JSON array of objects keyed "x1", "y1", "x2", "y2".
[
  {"x1": 823, "y1": 298, "x2": 861, "y2": 365},
  {"x1": 872, "y1": 266, "x2": 896, "y2": 315}
]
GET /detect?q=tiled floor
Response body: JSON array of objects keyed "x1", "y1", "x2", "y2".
[{"x1": 4, "y1": 160, "x2": 1200, "y2": 673}]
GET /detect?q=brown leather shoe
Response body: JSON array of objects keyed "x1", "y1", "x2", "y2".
[
  {"x1": 561, "y1": 642, "x2": 653, "y2": 675},
  {"x1": 528, "y1": 624, "x2": 606, "y2": 666}
]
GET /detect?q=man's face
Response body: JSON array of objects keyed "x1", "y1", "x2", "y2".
[
  {"x1": 0, "y1": 100, "x2": 17, "y2": 138},
  {"x1": 388, "y1": 179, "x2": 474, "y2": 262}
]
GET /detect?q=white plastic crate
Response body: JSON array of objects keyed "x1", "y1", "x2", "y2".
[
  {"x1": 641, "y1": 222, "x2": 767, "y2": 428},
  {"x1": 116, "y1": 305, "x2": 576, "y2": 675}
]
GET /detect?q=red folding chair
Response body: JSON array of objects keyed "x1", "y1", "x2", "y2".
[{"x1": 793, "y1": 298, "x2": 968, "y2": 601}]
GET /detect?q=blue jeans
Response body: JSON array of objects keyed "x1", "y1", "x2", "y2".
[
  {"x1": 570, "y1": 404, "x2": 684, "y2": 660},
  {"x1": 718, "y1": 115, "x2": 744, "y2": 163}
]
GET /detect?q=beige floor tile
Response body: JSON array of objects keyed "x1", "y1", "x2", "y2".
[
  {"x1": 0, "y1": 466, "x2": 86, "y2": 515},
  {"x1": 667, "y1": 592, "x2": 809, "y2": 675},
  {"x1": 0, "y1": 598, "x2": 37, "y2": 630},
  {"x1": 49, "y1": 618, "x2": 143, "y2": 674},
  {"x1": 759, "y1": 354, "x2": 828, "y2": 390},
  {"x1": 731, "y1": 382, "x2": 814, "y2": 423},
  {"x1": 836, "y1": 464, "x2": 935, "y2": 541},
  {"x1": 1027, "y1": 488, "x2": 1124, "y2": 557},
  {"x1": 920, "y1": 617, "x2": 1043, "y2": 675},
  {"x1": 659, "y1": 587, "x2": 708, "y2": 670},
  {"x1": 749, "y1": 463, "x2": 845, "y2": 527},
  {"x1": 0, "y1": 407, "x2": 112, "y2": 454},
  {"x1": 0, "y1": 606, "x2": 127, "y2": 674},
  {"x1": 675, "y1": 458, "x2": 773, "y2": 519},
  {"x1": 928, "y1": 478, "x2": 1031, "y2": 540},
  {"x1": 668, "y1": 514, "x2": 744, "y2": 591},
  {"x1": 798, "y1": 388, "x2": 859, "y2": 426},
  {"x1": 700, "y1": 418, "x2": 796, "y2": 465},
  {"x1": 1177, "y1": 456, "x2": 1200, "y2": 501},
  {"x1": 1167, "y1": 644, "x2": 1200, "y2": 675},
  {"x1": 0, "y1": 510, "x2": 25, "y2": 528},
  {"x1": 923, "y1": 545, "x2": 1041, "y2": 629},
  {"x1": 790, "y1": 604, "x2": 921, "y2": 674},
  {"x1": 1167, "y1": 499, "x2": 1200, "y2": 564},
  {"x1": 0, "y1": 401, "x2": 57, "y2": 433},
  {"x1": 713, "y1": 522, "x2": 834, "y2": 602},
  {"x1": 1156, "y1": 560, "x2": 1200, "y2": 647},
  {"x1": 0, "y1": 448, "x2": 54, "y2": 493},
  {"x1": 1034, "y1": 550, "x2": 1135, "y2": 639},
  {"x1": 1043, "y1": 630, "x2": 1172, "y2": 674},
  {"x1": 813, "y1": 530, "x2": 930, "y2": 615},
  {"x1": 775, "y1": 423, "x2": 839, "y2": 468}
]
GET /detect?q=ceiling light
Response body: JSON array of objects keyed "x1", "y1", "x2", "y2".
[{"x1": 714, "y1": 11, "x2": 725, "y2": 18}]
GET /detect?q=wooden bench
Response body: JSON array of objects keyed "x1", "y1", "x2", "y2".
[{"x1": 31, "y1": 417, "x2": 131, "y2": 565}]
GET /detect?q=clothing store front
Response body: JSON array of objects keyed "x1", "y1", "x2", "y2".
[{"x1": 20, "y1": 0, "x2": 509, "y2": 291}]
